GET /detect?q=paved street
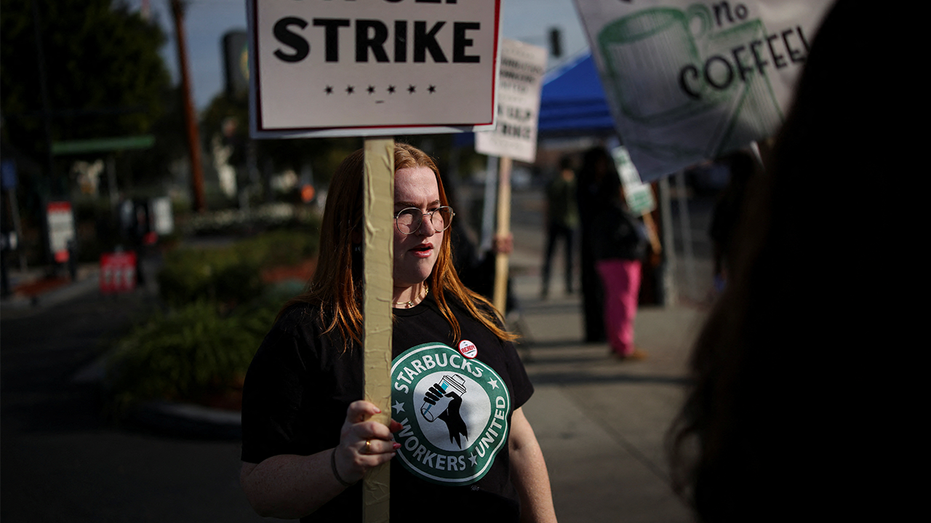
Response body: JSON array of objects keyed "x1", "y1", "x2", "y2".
[{"x1": 0, "y1": 287, "x2": 285, "y2": 522}]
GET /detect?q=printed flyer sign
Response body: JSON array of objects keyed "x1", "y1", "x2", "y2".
[
  {"x1": 574, "y1": 0, "x2": 833, "y2": 181},
  {"x1": 475, "y1": 39, "x2": 547, "y2": 163},
  {"x1": 249, "y1": 0, "x2": 502, "y2": 138}
]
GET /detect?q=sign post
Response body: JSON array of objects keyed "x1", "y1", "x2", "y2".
[
  {"x1": 492, "y1": 156, "x2": 512, "y2": 312},
  {"x1": 362, "y1": 137, "x2": 394, "y2": 522},
  {"x1": 248, "y1": 2, "x2": 502, "y2": 521}
]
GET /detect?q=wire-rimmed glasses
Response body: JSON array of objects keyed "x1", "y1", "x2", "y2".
[{"x1": 395, "y1": 206, "x2": 455, "y2": 235}]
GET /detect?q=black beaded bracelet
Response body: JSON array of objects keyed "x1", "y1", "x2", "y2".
[{"x1": 330, "y1": 449, "x2": 355, "y2": 487}]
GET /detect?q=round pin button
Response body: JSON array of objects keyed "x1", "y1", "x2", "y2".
[{"x1": 458, "y1": 339, "x2": 478, "y2": 359}]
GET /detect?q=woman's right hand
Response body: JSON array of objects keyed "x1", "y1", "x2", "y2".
[
  {"x1": 240, "y1": 403, "x2": 402, "y2": 518},
  {"x1": 492, "y1": 233, "x2": 514, "y2": 255},
  {"x1": 332, "y1": 401, "x2": 403, "y2": 485}
]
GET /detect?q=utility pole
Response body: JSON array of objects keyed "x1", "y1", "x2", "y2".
[
  {"x1": 30, "y1": 0, "x2": 55, "y2": 190},
  {"x1": 170, "y1": 0, "x2": 206, "y2": 212}
]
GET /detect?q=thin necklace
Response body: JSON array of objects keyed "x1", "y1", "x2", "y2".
[{"x1": 395, "y1": 285, "x2": 428, "y2": 308}]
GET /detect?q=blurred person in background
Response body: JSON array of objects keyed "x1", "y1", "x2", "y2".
[
  {"x1": 576, "y1": 146, "x2": 614, "y2": 343},
  {"x1": 440, "y1": 168, "x2": 517, "y2": 314},
  {"x1": 707, "y1": 149, "x2": 758, "y2": 295},
  {"x1": 667, "y1": 1, "x2": 904, "y2": 520},
  {"x1": 577, "y1": 145, "x2": 651, "y2": 358},
  {"x1": 239, "y1": 143, "x2": 557, "y2": 523},
  {"x1": 541, "y1": 155, "x2": 579, "y2": 298},
  {"x1": 591, "y1": 184, "x2": 650, "y2": 361}
]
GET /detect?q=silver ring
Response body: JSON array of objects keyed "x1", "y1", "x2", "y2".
[{"x1": 363, "y1": 440, "x2": 371, "y2": 454}]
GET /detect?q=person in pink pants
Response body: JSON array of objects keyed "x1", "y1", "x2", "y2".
[
  {"x1": 590, "y1": 187, "x2": 649, "y2": 360},
  {"x1": 596, "y1": 258, "x2": 643, "y2": 358}
]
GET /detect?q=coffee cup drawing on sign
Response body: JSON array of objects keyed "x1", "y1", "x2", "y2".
[
  {"x1": 597, "y1": 6, "x2": 727, "y2": 124},
  {"x1": 597, "y1": 5, "x2": 782, "y2": 163},
  {"x1": 697, "y1": 17, "x2": 784, "y2": 155}
]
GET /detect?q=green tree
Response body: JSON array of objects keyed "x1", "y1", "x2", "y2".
[{"x1": 1, "y1": 0, "x2": 171, "y2": 182}]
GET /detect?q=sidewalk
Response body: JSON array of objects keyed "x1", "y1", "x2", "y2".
[
  {"x1": 1, "y1": 246, "x2": 169, "y2": 316},
  {"x1": 509, "y1": 267, "x2": 704, "y2": 523},
  {"x1": 1, "y1": 262, "x2": 102, "y2": 314}
]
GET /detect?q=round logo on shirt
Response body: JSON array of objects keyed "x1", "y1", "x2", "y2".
[{"x1": 391, "y1": 343, "x2": 511, "y2": 485}]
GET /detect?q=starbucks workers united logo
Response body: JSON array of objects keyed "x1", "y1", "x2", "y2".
[{"x1": 391, "y1": 343, "x2": 511, "y2": 485}]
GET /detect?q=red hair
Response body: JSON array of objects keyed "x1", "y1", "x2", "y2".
[{"x1": 284, "y1": 143, "x2": 515, "y2": 350}]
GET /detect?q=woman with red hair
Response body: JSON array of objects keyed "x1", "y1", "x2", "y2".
[{"x1": 239, "y1": 143, "x2": 557, "y2": 523}]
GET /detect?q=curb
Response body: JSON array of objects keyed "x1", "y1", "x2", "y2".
[
  {"x1": 73, "y1": 350, "x2": 245, "y2": 440},
  {"x1": 1, "y1": 270, "x2": 101, "y2": 312},
  {"x1": 125, "y1": 401, "x2": 242, "y2": 440}
]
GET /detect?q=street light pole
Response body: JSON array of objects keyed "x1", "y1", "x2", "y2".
[{"x1": 170, "y1": 0, "x2": 206, "y2": 212}]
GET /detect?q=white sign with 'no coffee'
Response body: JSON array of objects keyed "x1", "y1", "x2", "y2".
[
  {"x1": 575, "y1": 0, "x2": 833, "y2": 181},
  {"x1": 249, "y1": 0, "x2": 502, "y2": 138}
]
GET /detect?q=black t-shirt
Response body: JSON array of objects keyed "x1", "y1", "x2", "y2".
[{"x1": 241, "y1": 292, "x2": 534, "y2": 523}]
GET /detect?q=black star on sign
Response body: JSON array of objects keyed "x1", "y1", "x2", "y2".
[
  {"x1": 387, "y1": 85, "x2": 396, "y2": 94},
  {"x1": 428, "y1": 85, "x2": 437, "y2": 94},
  {"x1": 367, "y1": 85, "x2": 376, "y2": 94},
  {"x1": 346, "y1": 85, "x2": 355, "y2": 94},
  {"x1": 408, "y1": 85, "x2": 416, "y2": 94},
  {"x1": 324, "y1": 86, "x2": 333, "y2": 95}
]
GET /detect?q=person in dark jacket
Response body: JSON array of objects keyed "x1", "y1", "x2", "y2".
[{"x1": 576, "y1": 146, "x2": 613, "y2": 343}]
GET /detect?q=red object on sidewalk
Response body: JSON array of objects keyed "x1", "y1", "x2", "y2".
[{"x1": 99, "y1": 252, "x2": 137, "y2": 293}]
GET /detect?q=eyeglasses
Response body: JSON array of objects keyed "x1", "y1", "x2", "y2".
[{"x1": 395, "y1": 206, "x2": 455, "y2": 235}]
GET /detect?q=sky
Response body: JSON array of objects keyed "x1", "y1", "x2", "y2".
[{"x1": 128, "y1": 0, "x2": 590, "y2": 111}]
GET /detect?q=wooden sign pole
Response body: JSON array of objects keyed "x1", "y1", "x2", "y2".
[
  {"x1": 492, "y1": 156, "x2": 512, "y2": 313},
  {"x1": 362, "y1": 137, "x2": 394, "y2": 523}
]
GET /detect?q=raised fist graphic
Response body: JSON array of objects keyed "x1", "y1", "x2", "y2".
[{"x1": 420, "y1": 374, "x2": 468, "y2": 448}]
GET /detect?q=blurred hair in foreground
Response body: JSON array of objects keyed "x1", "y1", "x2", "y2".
[{"x1": 667, "y1": 1, "x2": 912, "y2": 521}]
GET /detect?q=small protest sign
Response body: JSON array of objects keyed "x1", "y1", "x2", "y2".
[
  {"x1": 574, "y1": 0, "x2": 833, "y2": 181},
  {"x1": 475, "y1": 39, "x2": 547, "y2": 163},
  {"x1": 612, "y1": 146, "x2": 655, "y2": 216},
  {"x1": 46, "y1": 202, "x2": 75, "y2": 263},
  {"x1": 249, "y1": 0, "x2": 502, "y2": 138}
]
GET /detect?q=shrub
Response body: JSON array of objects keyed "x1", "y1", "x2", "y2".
[
  {"x1": 107, "y1": 225, "x2": 320, "y2": 411},
  {"x1": 180, "y1": 203, "x2": 320, "y2": 237},
  {"x1": 106, "y1": 297, "x2": 279, "y2": 410},
  {"x1": 241, "y1": 228, "x2": 319, "y2": 267},
  {"x1": 156, "y1": 227, "x2": 318, "y2": 308}
]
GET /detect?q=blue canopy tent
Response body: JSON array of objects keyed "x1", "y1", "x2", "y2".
[
  {"x1": 537, "y1": 51, "x2": 617, "y2": 138},
  {"x1": 454, "y1": 50, "x2": 617, "y2": 146}
]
